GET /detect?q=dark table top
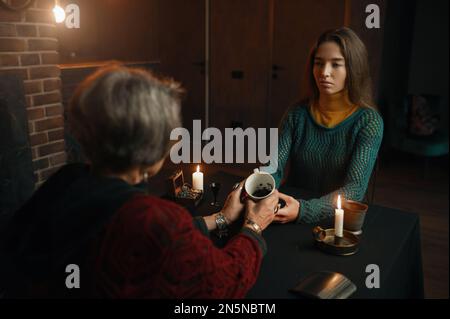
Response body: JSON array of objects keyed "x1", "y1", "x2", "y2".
[{"x1": 187, "y1": 170, "x2": 424, "y2": 299}]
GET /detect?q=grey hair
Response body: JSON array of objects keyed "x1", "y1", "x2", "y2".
[{"x1": 68, "y1": 64, "x2": 183, "y2": 173}]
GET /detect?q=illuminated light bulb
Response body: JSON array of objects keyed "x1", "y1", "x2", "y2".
[{"x1": 53, "y1": 5, "x2": 66, "y2": 23}]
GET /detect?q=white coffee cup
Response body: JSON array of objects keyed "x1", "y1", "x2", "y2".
[{"x1": 241, "y1": 168, "x2": 276, "y2": 201}]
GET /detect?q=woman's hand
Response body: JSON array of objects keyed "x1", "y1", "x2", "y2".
[
  {"x1": 245, "y1": 190, "x2": 279, "y2": 231},
  {"x1": 221, "y1": 180, "x2": 245, "y2": 223},
  {"x1": 273, "y1": 192, "x2": 300, "y2": 224}
]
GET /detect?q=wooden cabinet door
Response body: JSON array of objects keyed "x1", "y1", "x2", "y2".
[
  {"x1": 157, "y1": 0, "x2": 349, "y2": 132},
  {"x1": 158, "y1": 0, "x2": 206, "y2": 132},
  {"x1": 269, "y1": 0, "x2": 345, "y2": 127},
  {"x1": 210, "y1": 0, "x2": 271, "y2": 130}
]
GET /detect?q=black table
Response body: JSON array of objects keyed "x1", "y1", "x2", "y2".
[{"x1": 192, "y1": 171, "x2": 424, "y2": 299}]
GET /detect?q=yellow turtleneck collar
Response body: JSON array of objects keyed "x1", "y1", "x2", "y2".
[{"x1": 310, "y1": 102, "x2": 359, "y2": 128}]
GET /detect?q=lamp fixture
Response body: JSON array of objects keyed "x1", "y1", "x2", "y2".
[{"x1": 53, "y1": 0, "x2": 65, "y2": 23}]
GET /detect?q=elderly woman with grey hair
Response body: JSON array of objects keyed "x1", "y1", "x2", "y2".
[{"x1": 2, "y1": 65, "x2": 278, "y2": 298}]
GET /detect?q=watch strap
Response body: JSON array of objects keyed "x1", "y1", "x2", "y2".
[{"x1": 215, "y1": 212, "x2": 229, "y2": 238}]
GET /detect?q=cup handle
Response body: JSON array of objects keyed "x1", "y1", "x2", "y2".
[{"x1": 312, "y1": 226, "x2": 326, "y2": 242}]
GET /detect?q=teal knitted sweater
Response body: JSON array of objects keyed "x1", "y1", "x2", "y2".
[{"x1": 273, "y1": 104, "x2": 384, "y2": 224}]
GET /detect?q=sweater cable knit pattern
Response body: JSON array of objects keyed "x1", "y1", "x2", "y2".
[{"x1": 272, "y1": 104, "x2": 383, "y2": 223}]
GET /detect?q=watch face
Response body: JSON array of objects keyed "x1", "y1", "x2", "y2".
[{"x1": 216, "y1": 214, "x2": 227, "y2": 230}]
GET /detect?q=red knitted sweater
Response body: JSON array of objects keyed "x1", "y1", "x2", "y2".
[{"x1": 90, "y1": 194, "x2": 264, "y2": 298}]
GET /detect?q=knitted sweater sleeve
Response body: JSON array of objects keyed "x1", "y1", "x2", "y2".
[
  {"x1": 94, "y1": 195, "x2": 265, "y2": 298},
  {"x1": 151, "y1": 203, "x2": 266, "y2": 298},
  {"x1": 273, "y1": 109, "x2": 296, "y2": 188},
  {"x1": 298, "y1": 111, "x2": 384, "y2": 224}
]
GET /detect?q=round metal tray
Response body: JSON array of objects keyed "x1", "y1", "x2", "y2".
[{"x1": 312, "y1": 226, "x2": 360, "y2": 256}]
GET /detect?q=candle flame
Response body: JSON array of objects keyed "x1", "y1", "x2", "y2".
[
  {"x1": 337, "y1": 195, "x2": 341, "y2": 209},
  {"x1": 196, "y1": 165, "x2": 200, "y2": 173},
  {"x1": 53, "y1": 5, "x2": 66, "y2": 23}
]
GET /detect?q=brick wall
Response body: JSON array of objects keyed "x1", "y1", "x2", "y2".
[{"x1": 0, "y1": 0, "x2": 66, "y2": 187}]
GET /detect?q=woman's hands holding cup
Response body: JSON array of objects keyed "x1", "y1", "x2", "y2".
[
  {"x1": 245, "y1": 190, "x2": 279, "y2": 231},
  {"x1": 219, "y1": 178, "x2": 298, "y2": 233},
  {"x1": 221, "y1": 179, "x2": 279, "y2": 232}
]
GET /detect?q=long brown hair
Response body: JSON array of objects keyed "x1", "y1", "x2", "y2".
[{"x1": 302, "y1": 27, "x2": 375, "y2": 108}]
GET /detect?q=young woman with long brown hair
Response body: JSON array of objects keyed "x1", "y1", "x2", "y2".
[{"x1": 274, "y1": 27, "x2": 384, "y2": 224}]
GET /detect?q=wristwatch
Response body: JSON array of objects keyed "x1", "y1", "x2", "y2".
[
  {"x1": 215, "y1": 212, "x2": 229, "y2": 238},
  {"x1": 245, "y1": 218, "x2": 262, "y2": 235}
]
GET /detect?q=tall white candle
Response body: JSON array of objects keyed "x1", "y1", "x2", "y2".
[
  {"x1": 192, "y1": 165, "x2": 204, "y2": 191},
  {"x1": 334, "y1": 195, "x2": 344, "y2": 238}
]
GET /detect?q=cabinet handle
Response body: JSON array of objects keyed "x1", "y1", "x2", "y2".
[{"x1": 272, "y1": 64, "x2": 284, "y2": 71}]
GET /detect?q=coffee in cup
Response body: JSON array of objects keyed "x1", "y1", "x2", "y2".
[
  {"x1": 251, "y1": 187, "x2": 273, "y2": 198},
  {"x1": 241, "y1": 169, "x2": 276, "y2": 201}
]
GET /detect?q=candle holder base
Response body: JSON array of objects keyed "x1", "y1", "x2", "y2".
[
  {"x1": 312, "y1": 227, "x2": 360, "y2": 256},
  {"x1": 334, "y1": 235, "x2": 345, "y2": 246}
]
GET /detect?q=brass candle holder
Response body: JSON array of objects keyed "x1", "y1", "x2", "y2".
[{"x1": 312, "y1": 226, "x2": 360, "y2": 256}]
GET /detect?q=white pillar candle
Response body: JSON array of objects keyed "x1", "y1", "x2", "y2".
[
  {"x1": 334, "y1": 195, "x2": 344, "y2": 237},
  {"x1": 192, "y1": 165, "x2": 204, "y2": 191}
]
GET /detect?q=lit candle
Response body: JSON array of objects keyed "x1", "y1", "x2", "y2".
[
  {"x1": 192, "y1": 165, "x2": 204, "y2": 191},
  {"x1": 334, "y1": 195, "x2": 344, "y2": 238}
]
